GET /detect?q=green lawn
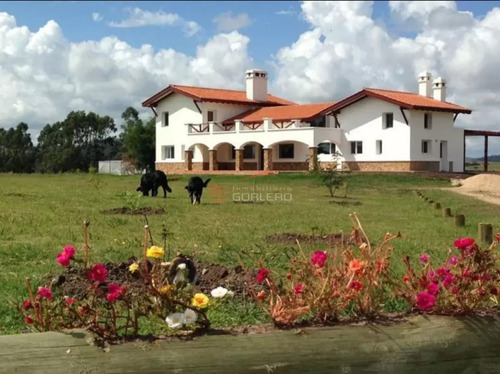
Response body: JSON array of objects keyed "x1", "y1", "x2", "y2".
[{"x1": 1, "y1": 172, "x2": 499, "y2": 334}]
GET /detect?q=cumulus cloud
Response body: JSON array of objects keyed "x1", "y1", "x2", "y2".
[
  {"x1": 270, "y1": 1, "x2": 500, "y2": 155},
  {"x1": 92, "y1": 12, "x2": 102, "y2": 22},
  {"x1": 0, "y1": 12, "x2": 252, "y2": 135},
  {"x1": 109, "y1": 7, "x2": 201, "y2": 36},
  {"x1": 213, "y1": 11, "x2": 252, "y2": 32}
]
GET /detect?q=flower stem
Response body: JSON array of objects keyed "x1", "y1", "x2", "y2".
[{"x1": 83, "y1": 220, "x2": 90, "y2": 268}]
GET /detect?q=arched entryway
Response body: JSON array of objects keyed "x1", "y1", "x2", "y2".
[
  {"x1": 213, "y1": 142, "x2": 237, "y2": 171},
  {"x1": 238, "y1": 141, "x2": 265, "y2": 171},
  {"x1": 186, "y1": 143, "x2": 209, "y2": 171},
  {"x1": 267, "y1": 140, "x2": 311, "y2": 171}
]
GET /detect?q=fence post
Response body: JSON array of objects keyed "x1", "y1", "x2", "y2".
[
  {"x1": 455, "y1": 215, "x2": 465, "y2": 227},
  {"x1": 478, "y1": 223, "x2": 493, "y2": 245}
]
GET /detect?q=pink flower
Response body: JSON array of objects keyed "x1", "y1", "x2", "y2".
[
  {"x1": 311, "y1": 251, "x2": 327, "y2": 268},
  {"x1": 57, "y1": 253, "x2": 71, "y2": 267},
  {"x1": 419, "y1": 254, "x2": 430, "y2": 263},
  {"x1": 106, "y1": 283, "x2": 125, "y2": 303},
  {"x1": 449, "y1": 256, "x2": 459, "y2": 265},
  {"x1": 453, "y1": 237, "x2": 475, "y2": 250},
  {"x1": 436, "y1": 266, "x2": 449, "y2": 278},
  {"x1": 443, "y1": 274, "x2": 455, "y2": 288},
  {"x1": 428, "y1": 269, "x2": 437, "y2": 283},
  {"x1": 66, "y1": 297, "x2": 77, "y2": 305},
  {"x1": 294, "y1": 284, "x2": 305, "y2": 294},
  {"x1": 88, "y1": 263, "x2": 108, "y2": 283},
  {"x1": 255, "y1": 268, "x2": 270, "y2": 283},
  {"x1": 22, "y1": 299, "x2": 32, "y2": 310},
  {"x1": 349, "y1": 280, "x2": 363, "y2": 291},
  {"x1": 416, "y1": 291, "x2": 436, "y2": 311},
  {"x1": 36, "y1": 287, "x2": 53, "y2": 301},
  {"x1": 63, "y1": 246, "x2": 75, "y2": 258},
  {"x1": 427, "y1": 283, "x2": 440, "y2": 295},
  {"x1": 24, "y1": 315, "x2": 34, "y2": 324}
]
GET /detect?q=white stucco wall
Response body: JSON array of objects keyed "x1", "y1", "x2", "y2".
[{"x1": 336, "y1": 97, "x2": 411, "y2": 162}]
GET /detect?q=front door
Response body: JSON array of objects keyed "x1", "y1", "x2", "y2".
[{"x1": 440, "y1": 141, "x2": 448, "y2": 172}]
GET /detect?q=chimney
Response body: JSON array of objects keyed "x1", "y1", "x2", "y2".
[
  {"x1": 432, "y1": 77, "x2": 447, "y2": 101},
  {"x1": 245, "y1": 69, "x2": 268, "y2": 101},
  {"x1": 418, "y1": 71, "x2": 432, "y2": 97}
]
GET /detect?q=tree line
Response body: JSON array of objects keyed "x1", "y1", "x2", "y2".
[{"x1": 0, "y1": 107, "x2": 155, "y2": 173}]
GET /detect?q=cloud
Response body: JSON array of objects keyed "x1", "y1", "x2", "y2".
[
  {"x1": 109, "y1": 7, "x2": 200, "y2": 36},
  {"x1": 276, "y1": 10, "x2": 296, "y2": 16},
  {"x1": 213, "y1": 11, "x2": 252, "y2": 32},
  {"x1": 270, "y1": 1, "x2": 500, "y2": 156},
  {"x1": 92, "y1": 12, "x2": 102, "y2": 22},
  {"x1": 0, "y1": 12, "x2": 252, "y2": 136}
]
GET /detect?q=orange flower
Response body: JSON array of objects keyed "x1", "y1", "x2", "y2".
[
  {"x1": 257, "y1": 291, "x2": 266, "y2": 300},
  {"x1": 403, "y1": 274, "x2": 410, "y2": 283},
  {"x1": 349, "y1": 259, "x2": 366, "y2": 275}
]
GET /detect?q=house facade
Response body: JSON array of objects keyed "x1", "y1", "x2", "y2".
[{"x1": 142, "y1": 70, "x2": 471, "y2": 173}]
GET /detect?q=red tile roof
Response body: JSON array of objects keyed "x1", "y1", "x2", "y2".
[
  {"x1": 329, "y1": 88, "x2": 471, "y2": 114},
  {"x1": 222, "y1": 102, "x2": 337, "y2": 124},
  {"x1": 142, "y1": 84, "x2": 295, "y2": 107}
]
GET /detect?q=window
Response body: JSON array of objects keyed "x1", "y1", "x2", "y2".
[
  {"x1": 383, "y1": 113, "x2": 393, "y2": 129},
  {"x1": 243, "y1": 145, "x2": 255, "y2": 159},
  {"x1": 162, "y1": 146, "x2": 175, "y2": 159},
  {"x1": 421, "y1": 140, "x2": 431, "y2": 154},
  {"x1": 310, "y1": 116, "x2": 326, "y2": 127},
  {"x1": 255, "y1": 72, "x2": 260, "y2": 77},
  {"x1": 279, "y1": 143, "x2": 294, "y2": 159},
  {"x1": 162, "y1": 112, "x2": 169, "y2": 127},
  {"x1": 318, "y1": 142, "x2": 336, "y2": 155},
  {"x1": 376, "y1": 140, "x2": 382, "y2": 154},
  {"x1": 207, "y1": 111, "x2": 215, "y2": 122},
  {"x1": 350, "y1": 141, "x2": 363, "y2": 154},
  {"x1": 424, "y1": 113, "x2": 432, "y2": 129}
]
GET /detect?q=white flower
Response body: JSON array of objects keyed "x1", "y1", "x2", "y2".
[
  {"x1": 184, "y1": 309, "x2": 198, "y2": 325},
  {"x1": 227, "y1": 290, "x2": 235, "y2": 298},
  {"x1": 165, "y1": 312, "x2": 185, "y2": 329},
  {"x1": 177, "y1": 263, "x2": 187, "y2": 270},
  {"x1": 210, "y1": 286, "x2": 229, "y2": 298}
]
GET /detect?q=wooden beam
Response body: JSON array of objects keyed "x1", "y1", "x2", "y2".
[
  {"x1": 193, "y1": 100, "x2": 202, "y2": 114},
  {"x1": 149, "y1": 106, "x2": 158, "y2": 117},
  {"x1": 484, "y1": 135, "x2": 489, "y2": 172},
  {"x1": 400, "y1": 107, "x2": 409, "y2": 126},
  {"x1": 463, "y1": 131, "x2": 466, "y2": 173},
  {"x1": 0, "y1": 315, "x2": 499, "y2": 373},
  {"x1": 454, "y1": 113, "x2": 459, "y2": 123}
]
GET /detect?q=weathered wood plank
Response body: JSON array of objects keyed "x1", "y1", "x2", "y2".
[{"x1": 0, "y1": 315, "x2": 499, "y2": 374}]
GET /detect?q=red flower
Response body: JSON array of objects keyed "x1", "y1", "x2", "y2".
[
  {"x1": 294, "y1": 283, "x2": 305, "y2": 294},
  {"x1": 255, "y1": 268, "x2": 270, "y2": 283},
  {"x1": 402, "y1": 274, "x2": 410, "y2": 283},
  {"x1": 453, "y1": 237, "x2": 475, "y2": 250},
  {"x1": 88, "y1": 263, "x2": 108, "y2": 283},
  {"x1": 419, "y1": 278, "x2": 428, "y2": 288},
  {"x1": 286, "y1": 273, "x2": 292, "y2": 280},
  {"x1": 256, "y1": 290, "x2": 266, "y2": 300},
  {"x1": 66, "y1": 297, "x2": 77, "y2": 305},
  {"x1": 419, "y1": 253, "x2": 430, "y2": 263},
  {"x1": 490, "y1": 287, "x2": 499, "y2": 296},
  {"x1": 37, "y1": 287, "x2": 53, "y2": 301},
  {"x1": 450, "y1": 286, "x2": 459, "y2": 294},
  {"x1": 22, "y1": 299, "x2": 32, "y2": 310},
  {"x1": 427, "y1": 283, "x2": 439, "y2": 296},
  {"x1": 436, "y1": 266, "x2": 449, "y2": 278},
  {"x1": 77, "y1": 306, "x2": 89, "y2": 315},
  {"x1": 495, "y1": 233, "x2": 500, "y2": 242},
  {"x1": 63, "y1": 246, "x2": 75, "y2": 258},
  {"x1": 311, "y1": 251, "x2": 327, "y2": 268},
  {"x1": 106, "y1": 283, "x2": 125, "y2": 303},
  {"x1": 449, "y1": 256, "x2": 459, "y2": 265},
  {"x1": 348, "y1": 259, "x2": 365, "y2": 275},
  {"x1": 24, "y1": 315, "x2": 34, "y2": 324},
  {"x1": 443, "y1": 273, "x2": 455, "y2": 288},
  {"x1": 416, "y1": 291, "x2": 436, "y2": 311},
  {"x1": 56, "y1": 246, "x2": 76, "y2": 267},
  {"x1": 349, "y1": 280, "x2": 363, "y2": 291},
  {"x1": 477, "y1": 288, "x2": 486, "y2": 296}
]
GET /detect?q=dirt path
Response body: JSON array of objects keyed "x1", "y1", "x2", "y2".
[{"x1": 444, "y1": 187, "x2": 500, "y2": 207}]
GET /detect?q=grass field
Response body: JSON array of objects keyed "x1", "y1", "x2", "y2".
[
  {"x1": 1, "y1": 172, "x2": 499, "y2": 334},
  {"x1": 465, "y1": 161, "x2": 500, "y2": 172}
]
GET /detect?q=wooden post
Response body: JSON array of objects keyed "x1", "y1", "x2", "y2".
[
  {"x1": 428, "y1": 199, "x2": 434, "y2": 204},
  {"x1": 478, "y1": 223, "x2": 493, "y2": 244},
  {"x1": 442, "y1": 208, "x2": 452, "y2": 217},
  {"x1": 484, "y1": 135, "x2": 488, "y2": 172},
  {"x1": 455, "y1": 215, "x2": 465, "y2": 227},
  {"x1": 434, "y1": 202, "x2": 441, "y2": 209}
]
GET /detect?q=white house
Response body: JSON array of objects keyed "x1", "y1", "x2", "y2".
[{"x1": 142, "y1": 69, "x2": 471, "y2": 173}]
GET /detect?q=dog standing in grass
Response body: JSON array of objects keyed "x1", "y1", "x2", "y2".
[{"x1": 185, "y1": 177, "x2": 211, "y2": 204}]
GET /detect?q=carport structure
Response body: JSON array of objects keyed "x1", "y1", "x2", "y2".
[{"x1": 464, "y1": 129, "x2": 500, "y2": 172}]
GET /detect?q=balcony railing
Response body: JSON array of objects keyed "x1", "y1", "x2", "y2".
[{"x1": 186, "y1": 119, "x2": 328, "y2": 135}]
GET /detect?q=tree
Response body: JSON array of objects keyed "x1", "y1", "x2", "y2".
[
  {"x1": 0, "y1": 122, "x2": 37, "y2": 173},
  {"x1": 120, "y1": 107, "x2": 155, "y2": 172}
]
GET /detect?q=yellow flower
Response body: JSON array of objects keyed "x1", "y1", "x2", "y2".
[
  {"x1": 147, "y1": 246, "x2": 165, "y2": 259},
  {"x1": 159, "y1": 285, "x2": 174, "y2": 296},
  {"x1": 129, "y1": 262, "x2": 139, "y2": 273},
  {"x1": 191, "y1": 293, "x2": 209, "y2": 309}
]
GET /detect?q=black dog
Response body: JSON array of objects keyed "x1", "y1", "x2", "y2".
[
  {"x1": 185, "y1": 177, "x2": 211, "y2": 204},
  {"x1": 137, "y1": 170, "x2": 172, "y2": 198}
]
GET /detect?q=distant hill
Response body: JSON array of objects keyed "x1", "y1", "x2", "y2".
[{"x1": 467, "y1": 154, "x2": 500, "y2": 162}]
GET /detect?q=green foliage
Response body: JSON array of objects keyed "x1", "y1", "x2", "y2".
[
  {"x1": 120, "y1": 107, "x2": 155, "y2": 172},
  {"x1": 0, "y1": 122, "x2": 37, "y2": 173},
  {"x1": 317, "y1": 164, "x2": 344, "y2": 197}
]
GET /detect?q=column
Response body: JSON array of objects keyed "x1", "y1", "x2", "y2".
[
  {"x1": 235, "y1": 149, "x2": 244, "y2": 171},
  {"x1": 263, "y1": 148, "x2": 273, "y2": 171},
  {"x1": 184, "y1": 150, "x2": 193, "y2": 171},
  {"x1": 209, "y1": 149, "x2": 218, "y2": 171},
  {"x1": 309, "y1": 146, "x2": 318, "y2": 171}
]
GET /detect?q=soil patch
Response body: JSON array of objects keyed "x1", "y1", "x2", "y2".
[
  {"x1": 266, "y1": 232, "x2": 350, "y2": 245},
  {"x1": 329, "y1": 200, "x2": 362, "y2": 206},
  {"x1": 47, "y1": 257, "x2": 260, "y2": 301},
  {"x1": 101, "y1": 207, "x2": 165, "y2": 215},
  {"x1": 447, "y1": 174, "x2": 500, "y2": 207}
]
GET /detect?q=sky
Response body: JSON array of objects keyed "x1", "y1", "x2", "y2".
[{"x1": 1, "y1": 1, "x2": 500, "y2": 157}]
